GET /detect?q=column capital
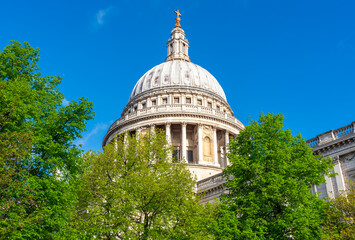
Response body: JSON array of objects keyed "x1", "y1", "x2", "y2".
[
  {"x1": 181, "y1": 121, "x2": 187, "y2": 127},
  {"x1": 166, "y1": 122, "x2": 172, "y2": 127}
]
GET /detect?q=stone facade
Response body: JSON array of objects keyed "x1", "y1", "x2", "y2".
[
  {"x1": 198, "y1": 121, "x2": 355, "y2": 203},
  {"x1": 307, "y1": 122, "x2": 355, "y2": 198}
]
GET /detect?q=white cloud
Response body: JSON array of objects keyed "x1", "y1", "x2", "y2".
[
  {"x1": 62, "y1": 98, "x2": 69, "y2": 106},
  {"x1": 96, "y1": 6, "x2": 113, "y2": 25},
  {"x1": 76, "y1": 121, "x2": 112, "y2": 150}
]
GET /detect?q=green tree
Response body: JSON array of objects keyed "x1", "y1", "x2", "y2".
[
  {"x1": 0, "y1": 41, "x2": 94, "y2": 239},
  {"x1": 323, "y1": 181, "x2": 355, "y2": 239},
  {"x1": 214, "y1": 113, "x2": 334, "y2": 239},
  {"x1": 76, "y1": 129, "x2": 214, "y2": 240}
]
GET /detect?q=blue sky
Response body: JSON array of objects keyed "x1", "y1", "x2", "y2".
[{"x1": 1, "y1": 0, "x2": 354, "y2": 151}]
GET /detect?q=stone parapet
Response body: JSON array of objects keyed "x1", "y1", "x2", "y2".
[{"x1": 307, "y1": 122, "x2": 355, "y2": 148}]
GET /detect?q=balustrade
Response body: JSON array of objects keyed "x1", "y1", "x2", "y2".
[
  {"x1": 108, "y1": 103, "x2": 241, "y2": 132},
  {"x1": 334, "y1": 124, "x2": 354, "y2": 139},
  {"x1": 197, "y1": 172, "x2": 225, "y2": 189},
  {"x1": 307, "y1": 137, "x2": 319, "y2": 147},
  {"x1": 306, "y1": 122, "x2": 355, "y2": 147}
]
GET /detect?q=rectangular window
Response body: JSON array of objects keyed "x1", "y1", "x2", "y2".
[
  {"x1": 197, "y1": 99, "x2": 202, "y2": 105},
  {"x1": 187, "y1": 150, "x2": 193, "y2": 163},
  {"x1": 151, "y1": 100, "x2": 156, "y2": 106},
  {"x1": 163, "y1": 98, "x2": 168, "y2": 104},
  {"x1": 142, "y1": 103, "x2": 146, "y2": 109},
  {"x1": 217, "y1": 105, "x2": 220, "y2": 111},
  {"x1": 208, "y1": 102, "x2": 212, "y2": 108},
  {"x1": 174, "y1": 97, "x2": 179, "y2": 104},
  {"x1": 134, "y1": 106, "x2": 137, "y2": 112},
  {"x1": 173, "y1": 150, "x2": 180, "y2": 162},
  {"x1": 186, "y1": 97, "x2": 191, "y2": 104}
]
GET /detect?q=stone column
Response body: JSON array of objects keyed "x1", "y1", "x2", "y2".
[
  {"x1": 220, "y1": 146, "x2": 225, "y2": 168},
  {"x1": 225, "y1": 130, "x2": 230, "y2": 166},
  {"x1": 181, "y1": 122, "x2": 187, "y2": 163},
  {"x1": 149, "y1": 123, "x2": 155, "y2": 132},
  {"x1": 147, "y1": 97, "x2": 151, "y2": 107},
  {"x1": 136, "y1": 127, "x2": 142, "y2": 140},
  {"x1": 325, "y1": 176, "x2": 334, "y2": 199},
  {"x1": 198, "y1": 124, "x2": 203, "y2": 164},
  {"x1": 213, "y1": 127, "x2": 218, "y2": 166},
  {"x1": 333, "y1": 157, "x2": 346, "y2": 191},
  {"x1": 166, "y1": 122, "x2": 171, "y2": 144},
  {"x1": 114, "y1": 134, "x2": 118, "y2": 150},
  {"x1": 311, "y1": 184, "x2": 318, "y2": 194},
  {"x1": 123, "y1": 132, "x2": 128, "y2": 150}
]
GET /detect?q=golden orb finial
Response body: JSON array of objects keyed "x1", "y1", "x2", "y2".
[{"x1": 174, "y1": 9, "x2": 181, "y2": 28}]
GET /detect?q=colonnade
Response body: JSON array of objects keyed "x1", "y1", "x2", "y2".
[{"x1": 164, "y1": 122, "x2": 230, "y2": 167}]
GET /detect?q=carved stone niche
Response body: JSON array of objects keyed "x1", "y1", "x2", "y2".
[
  {"x1": 202, "y1": 125, "x2": 213, "y2": 163},
  {"x1": 340, "y1": 152, "x2": 355, "y2": 187}
]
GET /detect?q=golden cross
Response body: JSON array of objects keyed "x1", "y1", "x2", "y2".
[
  {"x1": 174, "y1": 9, "x2": 181, "y2": 18},
  {"x1": 174, "y1": 9, "x2": 181, "y2": 27}
]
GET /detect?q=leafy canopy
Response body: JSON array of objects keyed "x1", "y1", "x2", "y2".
[
  {"x1": 323, "y1": 181, "x2": 355, "y2": 240},
  {"x1": 214, "y1": 113, "x2": 334, "y2": 240},
  {"x1": 76, "y1": 129, "x2": 214, "y2": 240},
  {"x1": 0, "y1": 41, "x2": 94, "y2": 239}
]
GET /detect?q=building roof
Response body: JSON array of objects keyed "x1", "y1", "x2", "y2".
[{"x1": 129, "y1": 60, "x2": 227, "y2": 101}]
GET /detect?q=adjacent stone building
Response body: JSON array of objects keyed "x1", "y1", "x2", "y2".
[
  {"x1": 307, "y1": 122, "x2": 355, "y2": 199},
  {"x1": 197, "y1": 122, "x2": 355, "y2": 203}
]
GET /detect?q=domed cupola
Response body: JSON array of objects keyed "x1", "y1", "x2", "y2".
[
  {"x1": 128, "y1": 10, "x2": 227, "y2": 103},
  {"x1": 165, "y1": 9, "x2": 191, "y2": 62}
]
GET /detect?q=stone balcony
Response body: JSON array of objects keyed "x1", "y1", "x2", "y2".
[
  {"x1": 107, "y1": 103, "x2": 244, "y2": 133},
  {"x1": 197, "y1": 172, "x2": 227, "y2": 204}
]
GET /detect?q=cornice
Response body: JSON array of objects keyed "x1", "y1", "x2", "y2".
[
  {"x1": 102, "y1": 112, "x2": 244, "y2": 147},
  {"x1": 312, "y1": 133, "x2": 355, "y2": 155}
]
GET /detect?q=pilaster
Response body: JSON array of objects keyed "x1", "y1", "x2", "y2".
[
  {"x1": 165, "y1": 122, "x2": 171, "y2": 144},
  {"x1": 198, "y1": 123, "x2": 203, "y2": 164},
  {"x1": 225, "y1": 130, "x2": 230, "y2": 166},
  {"x1": 181, "y1": 122, "x2": 187, "y2": 163},
  {"x1": 213, "y1": 127, "x2": 218, "y2": 166}
]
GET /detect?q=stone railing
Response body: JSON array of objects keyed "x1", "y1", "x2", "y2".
[
  {"x1": 307, "y1": 122, "x2": 355, "y2": 147},
  {"x1": 333, "y1": 123, "x2": 355, "y2": 139},
  {"x1": 197, "y1": 172, "x2": 225, "y2": 190},
  {"x1": 197, "y1": 172, "x2": 228, "y2": 203},
  {"x1": 307, "y1": 137, "x2": 319, "y2": 148},
  {"x1": 108, "y1": 104, "x2": 244, "y2": 132}
]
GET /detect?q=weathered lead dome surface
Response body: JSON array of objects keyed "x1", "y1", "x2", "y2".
[{"x1": 129, "y1": 60, "x2": 227, "y2": 101}]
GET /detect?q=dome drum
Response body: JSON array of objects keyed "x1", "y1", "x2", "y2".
[{"x1": 122, "y1": 88, "x2": 234, "y2": 117}]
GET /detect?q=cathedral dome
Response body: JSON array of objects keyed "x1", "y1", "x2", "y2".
[
  {"x1": 103, "y1": 10, "x2": 245, "y2": 183},
  {"x1": 129, "y1": 60, "x2": 227, "y2": 102}
]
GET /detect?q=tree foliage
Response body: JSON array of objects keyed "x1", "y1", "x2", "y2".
[
  {"x1": 76, "y1": 129, "x2": 214, "y2": 240},
  {"x1": 323, "y1": 181, "x2": 355, "y2": 239},
  {"x1": 0, "y1": 41, "x2": 94, "y2": 239},
  {"x1": 214, "y1": 113, "x2": 334, "y2": 239}
]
